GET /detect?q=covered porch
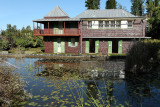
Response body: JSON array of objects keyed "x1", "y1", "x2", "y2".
[{"x1": 33, "y1": 19, "x2": 81, "y2": 36}]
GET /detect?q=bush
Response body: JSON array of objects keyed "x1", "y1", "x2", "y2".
[
  {"x1": 0, "y1": 39, "x2": 10, "y2": 50},
  {"x1": 125, "y1": 39, "x2": 160, "y2": 74}
]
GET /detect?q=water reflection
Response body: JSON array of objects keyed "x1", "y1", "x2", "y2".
[
  {"x1": 125, "y1": 70, "x2": 160, "y2": 107},
  {"x1": 2, "y1": 58, "x2": 160, "y2": 107},
  {"x1": 34, "y1": 59, "x2": 125, "y2": 79}
]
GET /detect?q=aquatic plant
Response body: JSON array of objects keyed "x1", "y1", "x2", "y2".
[
  {"x1": 0, "y1": 68, "x2": 32, "y2": 107},
  {"x1": 24, "y1": 60, "x2": 128, "y2": 107}
]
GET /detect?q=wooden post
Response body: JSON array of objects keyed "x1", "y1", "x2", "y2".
[
  {"x1": 78, "y1": 21, "x2": 80, "y2": 35},
  {"x1": 37, "y1": 22, "x2": 39, "y2": 34},
  {"x1": 48, "y1": 22, "x2": 50, "y2": 34},
  {"x1": 64, "y1": 21, "x2": 65, "y2": 35},
  {"x1": 40, "y1": 23, "x2": 42, "y2": 34},
  {"x1": 33, "y1": 21, "x2": 35, "y2": 30},
  {"x1": 37, "y1": 22, "x2": 38, "y2": 29},
  {"x1": 33, "y1": 22, "x2": 35, "y2": 34},
  {"x1": 53, "y1": 22, "x2": 54, "y2": 34}
]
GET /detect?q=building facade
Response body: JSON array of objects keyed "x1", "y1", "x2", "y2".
[{"x1": 33, "y1": 6, "x2": 150, "y2": 54}]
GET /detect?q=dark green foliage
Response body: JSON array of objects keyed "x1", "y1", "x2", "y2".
[
  {"x1": 85, "y1": 0, "x2": 100, "y2": 9},
  {"x1": 146, "y1": 0, "x2": 155, "y2": 17},
  {"x1": 0, "y1": 36, "x2": 10, "y2": 51},
  {"x1": 125, "y1": 40, "x2": 160, "y2": 74},
  {"x1": 131, "y1": 0, "x2": 144, "y2": 16},
  {"x1": 0, "y1": 39, "x2": 10, "y2": 50},
  {"x1": 106, "y1": 0, "x2": 117, "y2": 9},
  {"x1": 147, "y1": 7, "x2": 160, "y2": 39},
  {"x1": 146, "y1": 0, "x2": 160, "y2": 39},
  {"x1": 155, "y1": 0, "x2": 160, "y2": 7}
]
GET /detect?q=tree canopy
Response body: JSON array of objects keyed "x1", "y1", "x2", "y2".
[
  {"x1": 85, "y1": 0, "x2": 100, "y2": 9},
  {"x1": 0, "y1": 24, "x2": 43, "y2": 51},
  {"x1": 146, "y1": 0, "x2": 160, "y2": 39},
  {"x1": 131, "y1": 0, "x2": 144, "y2": 16},
  {"x1": 106, "y1": 0, "x2": 117, "y2": 9}
]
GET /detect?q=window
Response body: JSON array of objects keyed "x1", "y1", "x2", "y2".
[
  {"x1": 87, "y1": 20, "x2": 133, "y2": 29},
  {"x1": 99, "y1": 21, "x2": 103, "y2": 28},
  {"x1": 88, "y1": 21, "x2": 92, "y2": 28},
  {"x1": 121, "y1": 21, "x2": 128, "y2": 28},
  {"x1": 71, "y1": 38, "x2": 75, "y2": 47},
  {"x1": 116, "y1": 21, "x2": 121, "y2": 28},
  {"x1": 111, "y1": 21, "x2": 115, "y2": 28},
  {"x1": 128, "y1": 21, "x2": 133, "y2": 28},
  {"x1": 92, "y1": 21, "x2": 98, "y2": 29},
  {"x1": 105, "y1": 21, "x2": 109, "y2": 28}
]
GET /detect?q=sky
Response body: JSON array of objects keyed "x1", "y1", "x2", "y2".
[{"x1": 0, "y1": 0, "x2": 132, "y2": 31}]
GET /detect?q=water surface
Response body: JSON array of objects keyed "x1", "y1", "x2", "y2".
[{"x1": 3, "y1": 58, "x2": 160, "y2": 107}]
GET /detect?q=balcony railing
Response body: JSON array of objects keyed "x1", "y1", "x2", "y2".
[{"x1": 34, "y1": 28, "x2": 80, "y2": 36}]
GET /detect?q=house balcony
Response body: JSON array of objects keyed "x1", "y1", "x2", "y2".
[{"x1": 34, "y1": 28, "x2": 80, "y2": 36}]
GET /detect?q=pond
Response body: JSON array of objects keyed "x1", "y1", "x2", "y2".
[{"x1": 1, "y1": 58, "x2": 160, "y2": 107}]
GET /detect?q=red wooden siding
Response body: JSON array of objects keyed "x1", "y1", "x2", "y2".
[
  {"x1": 81, "y1": 20, "x2": 144, "y2": 38},
  {"x1": 44, "y1": 37, "x2": 80, "y2": 54}
]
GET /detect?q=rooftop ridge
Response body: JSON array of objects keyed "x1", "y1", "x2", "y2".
[
  {"x1": 44, "y1": 5, "x2": 69, "y2": 18},
  {"x1": 75, "y1": 9, "x2": 139, "y2": 19}
]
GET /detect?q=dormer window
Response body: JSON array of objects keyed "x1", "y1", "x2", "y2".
[
  {"x1": 111, "y1": 21, "x2": 115, "y2": 28},
  {"x1": 99, "y1": 21, "x2": 103, "y2": 28},
  {"x1": 116, "y1": 21, "x2": 121, "y2": 28},
  {"x1": 128, "y1": 21, "x2": 133, "y2": 28},
  {"x1": 88, "y1": 21, "x2": 92, "y2": 28},
  {"x1": 105, "y1": 21, "x2": 109, "y2": 28},
  {"x1": 87, "y1": 20, "x2": 133, "y2": 29}
]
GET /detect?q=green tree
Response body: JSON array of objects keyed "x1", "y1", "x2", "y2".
[
  {"x1": 16, "y1": 25, "x2": 44, "y2": 48},
  {"x1": 147, "y1": 7, "x2": 160, "y2": 39},
  {"x1": 155, "y1": 0, "x2": 160, "y2": 7},
  {"x1": 106, "y1": 0, "x2": 117, "y2": 9},
  {"x1": 4, "y1": 24, "x2": 20, "y2": 48},
  {"x1": 146, "y1": 0, "x2": 160, "y2": 38},
  {"x1": 131, "y1": 0, "x2": 144, "y2": 16},
  {"x1": 146, "y1": 0, "x2": 155, "y2": 17},
  {"x1": 85, "y1": 0, "x2": 100, "y2": 9},
  {"x1": 0, "y1": 38, "x2": 10, "y2": 50}
]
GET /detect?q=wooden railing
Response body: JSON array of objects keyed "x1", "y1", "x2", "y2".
[{"x1": 34, "y1": 28, "x2": 80, "y2": 36}]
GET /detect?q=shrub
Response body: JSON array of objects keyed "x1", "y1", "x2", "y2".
[
  {"x1": 0, "y1": 39, "x2": 10, "y2": 50},
  {"x1": 125, "y1": 39, "x2": 160, "y2": 74}
]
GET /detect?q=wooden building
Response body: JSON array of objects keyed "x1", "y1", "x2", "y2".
[{"x1": 33, "y1": 6, "x2": 150, "y2": 54}]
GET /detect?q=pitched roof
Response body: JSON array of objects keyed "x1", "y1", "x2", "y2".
[
  {"x1": 33, "y1": 18, "x2": 80, "y2": 22},
  {"x1": 44, "y1": 6, "x2": 69, "y2": 18},
  {"x1": 75, "y1": 9, "x2": 141, "y2": 18}
]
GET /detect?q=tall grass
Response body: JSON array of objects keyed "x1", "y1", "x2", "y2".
[{"x1": 125, "y1": 39, "x2": 160, "y2": 74}]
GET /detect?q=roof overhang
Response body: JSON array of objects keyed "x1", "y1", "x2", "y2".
[
  {"x1": 33, "y1": 18, "x2": 80, "y2": 22},
  {"x1": 82, "y1": 37, "x2": 151, "y2": 39},
  {"x1": 81, "y1": 17, "x2": 145, "y2": 21}
]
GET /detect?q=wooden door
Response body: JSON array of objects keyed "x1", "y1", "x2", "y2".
[
  {"x1": 118, "y1": 40, "x2": 122, "y2": 54},
  {"x1": 57, "y1": 38, "x2": 61, "y2": 53},
  {"x1": 108, "y1": 41, "x2": 112, "y2": 54}
]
